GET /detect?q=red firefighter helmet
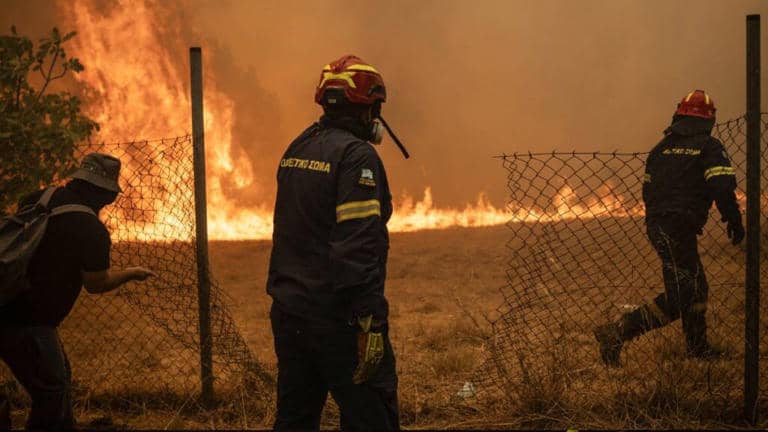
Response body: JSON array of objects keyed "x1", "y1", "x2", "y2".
[
  {"x1": 314, "y1": 55, "x2": 386, "y2": 106},
  {"x1": 675, "y1": 89, "x2": 716, "y2": 119}
]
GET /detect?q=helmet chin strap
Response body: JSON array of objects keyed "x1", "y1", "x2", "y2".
[{"x1": 378, "y1": 116, "x2": 410, "y2": 159}]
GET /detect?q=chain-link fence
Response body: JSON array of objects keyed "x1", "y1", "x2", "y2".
[
  {"x1": 2, "y1": 136, "x2": 271, "y2": 404},
  {"x1": 478, "y1": 114, "x2": 768, "y2": 419}
]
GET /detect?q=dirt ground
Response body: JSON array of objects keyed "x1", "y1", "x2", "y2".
[
  {"x1": 207, "y1": 225, "x2": 509, "y2": 430},
  {"x1": 4, "y1": 224, "x2": 766, "y2": 430},
  {"x1": 4, "y1": 226, "x2": 511, "y2": 430}
]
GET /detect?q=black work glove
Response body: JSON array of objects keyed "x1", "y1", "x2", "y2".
[
  {"x1": 722, "y1": 214, "x2": 745, "y2": 245},
  {"x1": 352, "y1": 315, "x2": 384, "y2": 384}
]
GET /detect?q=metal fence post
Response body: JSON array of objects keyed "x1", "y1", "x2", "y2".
[
  {"x1": 190, "y1": 47, "x2": 214, "y2": 405},
  {"x1": 744, "y1": 14, "x2": 761, "y2": 426}
]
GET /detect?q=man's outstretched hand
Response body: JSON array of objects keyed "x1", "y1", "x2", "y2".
[
  {"x1": 127, "y1": 267, "x2": 157, "y2": 281},
  {"x1": 83, "y1": 267, "x2": 158, "y2": 294}
]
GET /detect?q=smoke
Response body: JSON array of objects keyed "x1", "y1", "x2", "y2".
[
  {"x1": 185, "y1": 0, "x2": 768, "y2": 207},
  {"x1": 3, "y1": 0, "x2": 767, "y2": 208}
]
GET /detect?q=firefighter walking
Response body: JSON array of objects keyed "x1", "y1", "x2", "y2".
[
  {"x1": 266, "y1": 55, "x2": 402, "y2": 430},
  {"x1": 594, "y1": 90, "x2": 745, "y2": 366}
]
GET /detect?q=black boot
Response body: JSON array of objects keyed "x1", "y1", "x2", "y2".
[
  {"x1": 687, "y1": 343, "x2": 728, "y2": 360},
  {"x1": 683, "y1": 308, "x2": 727, "y2": 360},
  {"x1": 594, "y1": 303, "x2": 668, "y2": 367},
  {"x1": 593, "y1": 322, "x2": 623, "y2": 367}
]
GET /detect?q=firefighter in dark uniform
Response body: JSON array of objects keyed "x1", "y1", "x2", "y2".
[
  {"x1": 267, "y1": 55, "x2": 399, "y2": 430},
  {"x1": 594, "y1": 90, "x2": 745, "y2": 366}
]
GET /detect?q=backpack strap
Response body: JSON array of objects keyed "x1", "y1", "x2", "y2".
[
  {"x1": 50, "y1": 204, "x2": 96, "y2": 218},
  {"x1": 38, "y1": 187, "x2": 58, "y2": 208},
  {"x1": 36, "y1": 186, "x2": 97, "y2": 217}
]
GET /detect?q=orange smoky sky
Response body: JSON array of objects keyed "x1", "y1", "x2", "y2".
[{"x1": 2, "y1": 0, "x2": 767, "y2": 209}]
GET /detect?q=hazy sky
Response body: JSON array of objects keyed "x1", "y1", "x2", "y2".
[{"x1": 3, "y1": 0, "x2": 767, "y2": 207}]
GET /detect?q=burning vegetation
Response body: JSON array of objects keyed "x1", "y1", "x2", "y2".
[{"x1": 55, "y1": 0, "x2": 524, "y2": 241}]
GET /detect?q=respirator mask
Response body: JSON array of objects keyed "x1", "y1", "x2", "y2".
[
  {"x1": 369, "y1": 120, "x2": 385, "y2": 145},
  {"x1": 368, "y1": 103, "x2": 409, "y2": 159}
]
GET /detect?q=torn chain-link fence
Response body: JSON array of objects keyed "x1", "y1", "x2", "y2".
[
  {"x1": 477, "y1": 114, "x2": 767, "y2": 419},
  {"x1": 2, "y1": 135, "x2": 272, "y2": 407}
]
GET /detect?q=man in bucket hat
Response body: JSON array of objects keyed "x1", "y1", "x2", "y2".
[
  {"x1": 0, "y1": 153, "x2": 156, "y2": 430},
  {"x1": 72, "y1": 152, "x2": 123, "y2": 193}
]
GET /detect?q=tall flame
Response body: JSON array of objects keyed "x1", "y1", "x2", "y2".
[
  {"x1": 60, "y1": 0, "x2": 269, "y2": 241},
  {"x1": 57, "y1": 0, "x2": 642, "y2": 242}
]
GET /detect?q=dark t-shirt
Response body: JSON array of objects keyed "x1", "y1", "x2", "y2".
[{"x1": 0, "y1": 186, "x2": 111, "y2": 327}]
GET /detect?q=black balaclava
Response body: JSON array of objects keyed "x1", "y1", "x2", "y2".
[
  {"x1": 319, "y1": 103, "x2": 375, "y2": 142},
  {"x1": 318, "y1": 100, "x2": 409, "y2": 158},
  {"x1": 666, "y1": 114, "x2": 716, "y2": 136},
  {"x1": 65, "y1": 179, "x2": 119, "y2": 214}
]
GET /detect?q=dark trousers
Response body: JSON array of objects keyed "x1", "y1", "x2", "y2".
[
  {"x1": 624, "y1": 216, "x2": 710, "y2": 352},
  {"x1": 0, "y1": 326, "x2": 74, "y2": 431},
  {"x1": 270, "y1": 303, "x2": 399, "y2": 431}
]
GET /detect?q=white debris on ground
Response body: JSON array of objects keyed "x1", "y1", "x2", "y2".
[{"x1": 456, "y1": 381, "x2": 476, "y2": 398}]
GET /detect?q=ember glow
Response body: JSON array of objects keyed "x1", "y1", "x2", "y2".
[
  {"x1": 57, "y1": 0, "x2": 641, "y2": 242},
  {"x1": 60, "y1": 0, "x2": 262, "y2": 242},
  {"x1": 53, "y1": 0, "x2": 513, "y2": 241}
]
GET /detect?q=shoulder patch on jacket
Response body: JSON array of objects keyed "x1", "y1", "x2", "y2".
[{"x1": 359, "y1": 168, "x2": 376, "y2": 187}]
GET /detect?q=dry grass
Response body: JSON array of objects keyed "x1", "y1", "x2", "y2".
[{"x1": 3, "y1": 225, "x2": 766, "y2": 429}]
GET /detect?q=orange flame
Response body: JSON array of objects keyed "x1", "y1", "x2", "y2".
[
  {"x1": 61, "y1": 0, "x2": 264, "y2": 241},
  {"x1": 58, "y1": 0, "x2": 640, "y2": 242},
  {"x1": 388, "y1": 187, "x2": 509, "y2": 232},
  {"x1": 547, "y1": 184, "x2": 645, "y2": 221}
]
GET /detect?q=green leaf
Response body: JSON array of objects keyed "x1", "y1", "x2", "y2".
[
  {"x1": 0, "y1": 26, "x2": 97, "y2": 211},
  {"x1": 66, "y1": 58, "x2": 83, "y2": 73},
  {"x1": 62, "y1": 31, "x2": 76, "y2": 42}
]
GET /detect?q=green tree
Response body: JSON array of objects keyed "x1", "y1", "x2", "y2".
[{"x1": 1, "y1": 26, "x2": 98, "y2": 212}]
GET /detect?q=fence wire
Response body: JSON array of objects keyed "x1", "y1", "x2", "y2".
[
  {"x1": 2, "y1": 136, "x2": 270, "y2": 403},
  {"x1": 478, "y1": 114, "x2": 768, "y2": 419}
]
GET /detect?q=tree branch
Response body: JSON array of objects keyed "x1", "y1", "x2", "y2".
[
  {"x1": 50, "y1": 70, "x2": 67, "y2": 80},
  {"x1": 36, "y1": 44, "x2": 60, "y2": 102},
  {"x1": 15, "y1": 76, "x2": 23, "y2": 109}
]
